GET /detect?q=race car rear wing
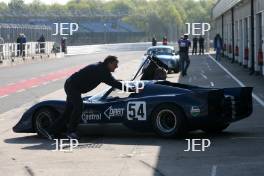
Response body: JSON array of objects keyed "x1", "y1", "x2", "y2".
[
  {"x1": 207, "y1": 87, "x2": 253, "y2": 123},
  {"x1": 223, "y1": 87, "x2": 253, "y2": 121}
]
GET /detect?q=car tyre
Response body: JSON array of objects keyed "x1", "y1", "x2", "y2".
[
  {"x1": 34, "y1": 108, "x2": 57, "y2": 137},
  {"x1": 151, "y1": 104, "x2": 185, "y2": 138}
]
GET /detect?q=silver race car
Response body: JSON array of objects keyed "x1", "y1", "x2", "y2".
[{"x1": 143, "y1": 45, "x2": 180, "y2": 73}]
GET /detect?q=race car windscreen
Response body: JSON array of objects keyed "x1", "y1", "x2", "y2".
[
  {"x1": 88, "y1": 88, "x2": 110, "y2": 101},
  {"x1": 106, "y1": 88, "x2": 132, "y2": 99},
  {"x1": 147, "y1": 48, "x2": 174, "y2": 55},
  {"x1": 131, "y1": 58, "x2": 150, "y2": 80},
  {"x1": 88, "y1": 81, "x2": 139, "y2": 101}
]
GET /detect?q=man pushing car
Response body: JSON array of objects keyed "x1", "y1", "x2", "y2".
[{"x1": 43, "y1": 55, "x2": 141, "y2": 140}]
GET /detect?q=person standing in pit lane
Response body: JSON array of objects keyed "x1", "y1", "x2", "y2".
[
  {"x1": 214, "y1": 34, "x2": 223, "y2": 61},
  {"x1": 152, "y1": 36, "x2": 157, "y2": 46},
  {"x1": 178, "y1": 34, "x2": 191, "y2": 76},
  {"x1": 199, "y1": 35, "x2": 205, "y2": 55},
  {"x1": 162, "y1": 36, "x2": 168, "y2": 45},
  {"x1": 192, "y1": 36, "x2": 198, "y2": 55},
  {"x1": 43, "y1": 56, "x2": 141, "y2": 140}
]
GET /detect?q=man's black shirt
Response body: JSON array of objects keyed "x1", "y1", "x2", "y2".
[{"x1": 67, "y1": 62, "x2": 123, "y2": 93}]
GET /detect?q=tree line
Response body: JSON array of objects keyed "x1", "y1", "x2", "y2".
[{"x1": 0, "y1": 0, "x2": 216, "y2": 40}]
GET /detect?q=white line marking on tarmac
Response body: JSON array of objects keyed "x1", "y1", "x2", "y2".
[
  {"x1": 31, "y1": 85, "x2": 39, "y2": 88},
  {"x1": 0, "y1": 95, "x2": 8, "y2": 99},
  {"x1": 7, "y1": 83, "x2": 15, "y2": 86},
  {"x1": 201, "y1": 73, "x2": 208, "y2": 79},
  {"x1": 231, "y1": 137, "x2": 264, "y2": 140},
  {"x1": 17, "y1": 89, "x2": 25, "y2": 93},
  {"x1": 208, "y1": 54, "x2": 264, "y2": 107},
  {"x1": 210, "y1": 82, "x2": 214, "y2": 87},
  {"x1": 211, "y1": 165, "x2": 217, "y2": 176}
]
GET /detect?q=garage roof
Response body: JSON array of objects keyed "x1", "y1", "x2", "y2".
[{"x1": 212, "y1": 0, "x2": 242, "y2": 19}]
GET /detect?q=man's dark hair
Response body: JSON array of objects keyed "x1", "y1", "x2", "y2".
[{"x1": 103, "y1": 55, "x2": 118, "y2": 65}]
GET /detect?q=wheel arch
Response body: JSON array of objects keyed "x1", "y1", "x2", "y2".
[
  {"x1": 149, "y1": 102, "x2": 188, "y2": 137},
  {"x1": 150, "y1": 102, "x2": 187, "y2": 121},
  {"x1": 32, "y1": 105, "x2": 61, "y2": 132}
]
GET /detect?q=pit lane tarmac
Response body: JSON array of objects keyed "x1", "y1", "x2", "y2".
[{"x1": 0, "y1": 47, "x2": 264, "y2": 176}]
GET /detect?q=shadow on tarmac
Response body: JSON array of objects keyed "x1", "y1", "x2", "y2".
[{"x1": 4, "y1": 123, "x2": 255, "y2": 151}]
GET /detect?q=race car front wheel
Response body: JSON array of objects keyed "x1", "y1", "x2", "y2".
[
  {"x1": 34, "y1": 108, "x2": 57, "y2": 137},
  {"x1": 151, "y1": 104, "x2": 185, "y2": 138}
]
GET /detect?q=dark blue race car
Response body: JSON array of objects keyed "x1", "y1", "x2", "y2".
[{"x1": 13, "y1": 80, "x2": 253, "y2": 138}]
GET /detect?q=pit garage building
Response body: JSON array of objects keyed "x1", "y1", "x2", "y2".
[{"x1": 212, "y1": 0, "x2": 264, "y2": 76}]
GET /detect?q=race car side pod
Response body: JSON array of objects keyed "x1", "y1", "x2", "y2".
[{"x1": 207, "y1": 89, "x2": 225, "y2": 121}]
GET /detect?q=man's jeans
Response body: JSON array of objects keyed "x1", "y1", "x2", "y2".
[
  {"x1": 216, "y1": 48, "x2": 221, "y2": 61},
  {"x1": 50, "y1": 80, "x2": 83, "y2": 134},
  {"x1": 179, "y1": 52, "x2": 190, "y2": 75}
]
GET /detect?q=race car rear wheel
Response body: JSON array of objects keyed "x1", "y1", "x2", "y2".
[
  {"x1": 151, "y1": 104, "x2": 185, "y2": 138},
  {"x1": 201, "y1": 123, "x2": 230, "y2": 134},
  {"x1": 34, "y1": 108, "x2": 57, "y2": 137}
]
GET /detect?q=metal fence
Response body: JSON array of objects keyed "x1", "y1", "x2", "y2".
[
  {"x1": 0, "y1": 23, "x2": 53, "y2": 43},
  {"x1": 0, "y1": 42, "x2": 55, "y2": 61}
]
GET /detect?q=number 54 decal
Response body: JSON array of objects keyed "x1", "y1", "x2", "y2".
[{"x1": 127, "y1": 101, "x2": 146, "y2": 120}]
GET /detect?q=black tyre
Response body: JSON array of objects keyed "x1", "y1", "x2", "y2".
[
  {"x1": 34, "y1": 108, "x2": 57, "y2": 137},
  {"x1": 168, "y1": 69, "x2": 172, "y2": 74},
  {"x1": 151, "y1": 104, "x2": 186, "y2": 138},
  {"x1": 201, "y1": 123, "x2": 230, "y2": 134}
]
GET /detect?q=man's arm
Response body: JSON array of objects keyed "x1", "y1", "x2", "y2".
[{"x1": 104, "y1": 73, "x2": 133, "y2": 92}]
